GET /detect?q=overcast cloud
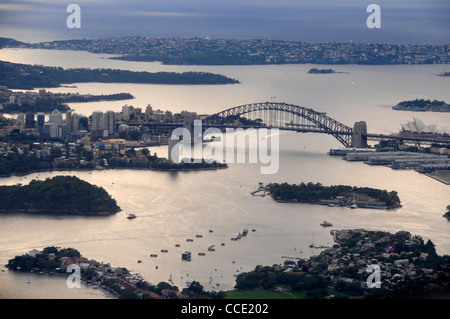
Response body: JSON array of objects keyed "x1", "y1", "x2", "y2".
[{"x1": 0, "y1": 0, "x2": 448, "y2": 43}]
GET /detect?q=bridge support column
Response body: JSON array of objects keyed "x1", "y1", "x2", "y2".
[{"x1": 352, "y1": 121, "x2": 368, "y2": 148}]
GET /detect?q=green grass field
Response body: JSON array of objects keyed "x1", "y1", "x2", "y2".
[{"x1": 225, "y1": 288, "x2": 307, "y2": 299}]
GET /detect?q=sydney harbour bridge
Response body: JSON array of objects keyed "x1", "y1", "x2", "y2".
[{"x1": 133, "y1": 101, "x2": 450, "y2": 148}]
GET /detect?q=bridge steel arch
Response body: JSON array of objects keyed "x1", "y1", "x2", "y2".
[{"x1": 205, "y1": 102, "x2": 354, "y2": 147}]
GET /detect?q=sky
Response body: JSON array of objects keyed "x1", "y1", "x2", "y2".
[{"x1": 0, "y1": 0, "x2": 449, "y2": 44}]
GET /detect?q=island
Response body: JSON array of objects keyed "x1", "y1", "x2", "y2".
[
  {"x1": 308, "y1": 68, "x2": 336, "y2": 74},
  {"x1": 392, "y1": 99, "x2": 450, "y2": 112},
  {"x1": 263, "y1": 182, "x2": 401, "y2": 209},
  {"x1": 0, "y1": 60, "x2": 240, "y2": 90},
  {"x1": 0, "y1": 176, "x2": 121, "y2": 215}
]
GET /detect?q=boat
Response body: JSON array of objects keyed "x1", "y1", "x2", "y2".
[
  {"x1": 127, "y1": 213, "x2": 136, "y2": 219},
  {"x1": 182, "y1": 251, "x2": 192, "y2": 261},
  {"x1": 349, "y1": 204, "x2": 358, "y2": 209},
  {"x1": 242, "y1": 229, "x2": 248, "y2": 236},
  {"x1": 221, "y1": 243, "x2": 225, "y2": 246},
  {"x1": 320, "y1": 221, "x2": 333, "y2": 227},
  {"x1": 175, "y1": 244, "x2": 180, "y2": 247},
  {"x1": 208, "y1": 245, "x2": 215, "y2": 251},
  {"x1": 161, "y1": 249, "x2": 168, "y2": 253},
  {"x1": 150, "y1": 254, "x2": 158, "y2": 257},
  {"x1": 209, "y1": 230, "x2": 214, "y2": 233},
  {"x1": 137, "y1": 260, "x2": 142, "y2": 263},
  {"x1": 198, "y1": 252, "x2": 206, "y2": 256},
  {"x1": 252, "y1": 229, "x2": 256, "y2": 232},
  {"x1": 196, "y1": 234, "x2": 203, "y2": 238},
  {"x1": 186, "y1": 238, "x2": 193, "y2": 242}
]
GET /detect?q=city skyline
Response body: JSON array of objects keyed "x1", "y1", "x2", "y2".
[{"x1": 0, "y1": 0, "x2": 449, "y2": 44}]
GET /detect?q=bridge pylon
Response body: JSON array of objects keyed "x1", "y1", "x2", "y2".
[{"x1": 351, "y1": 121, "x2": 368, "y2": 148}]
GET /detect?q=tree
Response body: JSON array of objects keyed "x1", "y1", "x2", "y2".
[{"x1": 188, "y1": 281, "x2": 204, "y2": 294}]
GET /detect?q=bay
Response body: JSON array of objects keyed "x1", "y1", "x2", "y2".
[{"x1": 0, "y1": 48, "x2": 449, "y2": 298}]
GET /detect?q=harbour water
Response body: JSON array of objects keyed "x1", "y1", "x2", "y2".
[{"x1": 0, "y1": 48, "x2": 449, "y2": 298}]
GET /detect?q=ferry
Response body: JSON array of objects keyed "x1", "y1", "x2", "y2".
[{"x1": 182, "y1": 251, "x2": 192, "y2": 261}]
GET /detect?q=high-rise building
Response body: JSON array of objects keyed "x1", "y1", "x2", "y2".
[
  {"x1": 49, "y1": 109, "x2": 63, "y2": 125},
  {"x1": 105, "y1": 111, "x2": 116, "y2": 136},
  {"x1": 79, "y1": 115, "x2": 88, "y2": 131},
  {"x1": 71, "y1": 113, "x2": 80, "y2": 133},
  {"x1": 65, "y1": 111, "x2": 72, "y2": 128},
  {"x1": 16, "y1": 113, "x2": 25, "y2": 128},
  {"x1": 25, "y1": 112, "x2": 35, "y2": 128},
  {"x1": 122, "y1": 105, "x2": 131, "y2": 121},
  {"x1": 92, "y1": 110, "x2": 105, "y2": 139},
  {"x1": 92, "y1": 111, "x2": 104, "y2": 131},
  {"x1": 37, "y1": 113, "x2": 45, "y2": 132}
]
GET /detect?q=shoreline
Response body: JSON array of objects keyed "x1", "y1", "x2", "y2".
[
  {"x1": 273, "y1": 198, "x2": 399, "y2": 210},
  {"x1": 0, "y1": 164, "x2": 228, "y2": 178},
  {"x1": 0, "y1": 208, "x2": 119, "y2": 216}
]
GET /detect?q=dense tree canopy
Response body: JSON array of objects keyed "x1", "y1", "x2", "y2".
[{"x1": 0, "y1": 175, "x2": 121, "y2": 214}]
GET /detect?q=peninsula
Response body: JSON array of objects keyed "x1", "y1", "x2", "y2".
[
  {"x1": 264, "y1": 182, "x2": 401, "y2": 209},
  {"x1": 0, "y1": 60, "x2": 239, "y2": 90},
  {"x1": 6, "y1": 246, "x2": 223, "y2": 299},
  {"x1": 5, "y1": 37, "x2": 448, "y2": 65},
  {"x1": 0, "y1": 176, "x2": 121, "y2": 215},
  {"x1": 233, "y1": 229, "x2": 450, "y2": 299},
  {"x1": 1, "y1": 90, "x2": 134, "y2": 114}
]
